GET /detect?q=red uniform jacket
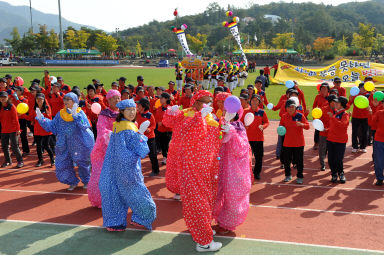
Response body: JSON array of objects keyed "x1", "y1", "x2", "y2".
[
  {"x1": 0, "y1": 103, "x2": 20, "y2": 133},
  {"x1": 279, "y1": 111, "x2": 310, "y2": 147},
  {"x1": 31, "y1": 106, "x2": 52, "y2": 136},
  {"x1": 154, "y1": 106, "x2": 172, "y2": 133},
  {"x1": 373, "y1": 109, "x2": 384, "y2": 143},
  {"x1": 47, "y1": 92, "x2": 65, "y2": 117},
  {"x1": 327, "y1": 109, "x2": 349, "y2": 144},
  {"x1": 136, "y1": 110, "x2": 156, "y2": 139},
  {"x1": 241, "y1": 108, "x2": 269, "y2": 141}
]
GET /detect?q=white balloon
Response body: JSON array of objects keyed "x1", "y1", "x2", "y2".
[
  {"x1": 267, "y1": 103, "x2": 274, "y2": 110},
  {"x1": 244, "y1": 112, "x2": 255, "y2": 126},
  {"x1": 50, "y1": 76, "x2": 57, "y2": 84},
  {"x1": 312, "y1": 119, "x2": 324, "y2": 131},
  {"x1": 224, "y1": 112, "x2": 237, "y2": 122},
  {"x1": 291, "y1": 97, "x2": 300, "y2": 107}
]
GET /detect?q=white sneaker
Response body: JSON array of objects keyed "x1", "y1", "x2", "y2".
[
  {"x1": 196, "y1": 240, "x2": 222, "y2": 252},
  {"x1": 352, "y1": 149, "x2": 358, "y2": 153},
  {"x1": 83, "y1": 184, "x2": 88, "y2": 189},
  {"x1": 67, "y1": 184, "x2": 77, "y2": 191},
  {"x1": 360, "y1": 149, "x2": 367, "y2": 153},
  {"x1": 162, "y1": 158, "x2": 167, "y2": 165},
  {"x1": 212, "y1": 229, "x2": 216, "y2": 236},
  {"x1": 173, "y1": 194, "x2": 181, "y2": 200}
]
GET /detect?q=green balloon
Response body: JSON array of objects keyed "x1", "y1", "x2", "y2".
[
  {"x1": 354, "y1": 95, "x2": 369, "y2": 109},
  {"x1": 373, "y1": 91, "x2": 384, "y2": 102},
  {"x1": 277, "y1": 126, "x2": 286, "y2": 136}
]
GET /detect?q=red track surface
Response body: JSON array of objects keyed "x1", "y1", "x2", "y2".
[{"x1": 0, "y1": 121, "x2": 383, "y2": 251}]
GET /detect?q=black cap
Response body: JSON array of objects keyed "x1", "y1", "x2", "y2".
[
  {"x1": 214, "y1": 87, "x2": 224, "y2": 92},
  {"x1": 160, "y1": 92, "x2": 171, "y2": 99},
  {"x1": 117, "y1": 77, "x2": 127, "y2": 81},
  {"x1": 333, "y1": 77, "x2": 341, "y2": 83},
  {"x1": 327, "y1": 94, "x2": 338, "y2": 103},
  {"x1": 136, "y1": 86, "x2": 144, "y2": 92},
  {"x1": 217, "y1": 77, "x2": 225, "y2": 81},
  {"x1": 137, "y1": 75, "x2": 144, "y2": 81},
  {"x1": 247, "y1": 84, "x2": 254, "y2": 89},
  {"x1": 285, "y1": 99, "x2": 297, "y2": 108},
  {"x1": 358, "y1": 82, "x2": 365, "y2": 88},
  {"x1": 338, "y1": 96, "x2": 348, "y2": 108},
  {"x1": 57, "y1": 77, "x2": 63, "y2": 81},
  {"x1": 92, "y1": 79, "x2": 100, "y2": 83},
  {"x1": 0, "y1": 78, "x2": 6, "y2": 83},
  {"x1": 36, "y1": 93, "x2": 45, "y2": 99},
  {"x1": 364, "y1": 76, "x2": 373, "y2": 81},
  {"x1": 251, "y1": 94, "x2": 261, "y2": 101},
  {"x1": 87, "y1": 84, "x2": 96, "y2": 92},
  {"x1": 286, "y1": 88, "x2": 294, "y2": 94},
  {"x1": 4, "y1": 74, "x2": 12, "y2": 79},
  {"x1": 240, "y1": 88, "x2": 248, "y2": 94},
  {"x1": 111, "y1": 81, "x2": 118, "y2": 86},
  {"x1": 157, "y1": 86, "x2": 165, "y2": 91},
  {"x1": 255, "y1": 79, "x2": 263, "y2": 84},
  {"x1": 0, "y1": 91, "x2": 8, "y2": 97},
  {"x1": 320, "y1": 82, "x2": 330, "y2": 91},
  {"x1": 289, "y1": 89, "x2": 299, "y2": 96},
  {"x1": 168, "y1": 80, "x2": 175, "y2": 85},
  {"x1": 31, "y1": 78, "x2": 40, "y2": 84},
  {"x1": 14, "y1": 86, "x2": 24, "y2": 92},
  {"x1": 239, "y1": 93, "x2": 249, "y2": 100},
  {"x1": 329, "y1": 89, "x2": 339, "y2": 96},
  {"x1": 184, "y1": 85, "x2": 193, "y2": 91},
  {"x1": 121, "y1": 89, "x2": 129, "y2": 95},
  {"x1": 53, "y1": 82, "x2": 61, "y2": 87}
]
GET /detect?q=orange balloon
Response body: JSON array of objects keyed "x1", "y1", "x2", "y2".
[{"x1": 155, "y1": 99, "x2": 161, "y2": 109}]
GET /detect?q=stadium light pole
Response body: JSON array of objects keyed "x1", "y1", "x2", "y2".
[
  {"x1": 29, "y1": 0, "x2": 33, "y2": 32},
  {"x1": 58, "y1": 0, "x2": 64, "y2": 49}
]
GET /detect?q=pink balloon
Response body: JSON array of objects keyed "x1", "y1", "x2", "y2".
[
  {"x1": 15, "y1": 76, "x2": 24, "y2": 86},
  {"x1": 91, "y1": 103, "x2": 101, "y2": 114}
]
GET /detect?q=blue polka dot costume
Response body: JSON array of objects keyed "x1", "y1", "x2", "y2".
[
  {"x1": 99, "y1": 99, "x2": 156, "y2": 230},
  {"x1": 37, "y1": 92, "x2": 95, "y2": 186}
]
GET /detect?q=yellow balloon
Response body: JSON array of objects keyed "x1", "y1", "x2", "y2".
[
  {"x1": 364, "y1": 81, "x2": 375, "y2": 92},
  {"x1": 355, "y1": 80, "x2": 362, "y2": 86},
  {"x1": 254, "y1": 88, "x2": 258, "y2": 94},
  {"x1": 312, "y1": 107, "x2": 322, "y2": 119},
  {"x1": 154, "y1": 99, "x2": 161, "y2": 109},
  {"x1": 16, "y1": 103, "x2": 29, "y2": 114}
]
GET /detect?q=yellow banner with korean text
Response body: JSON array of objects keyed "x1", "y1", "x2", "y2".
[{"x1": 271, "y1": 59, "x2": 384, "y2": 87}]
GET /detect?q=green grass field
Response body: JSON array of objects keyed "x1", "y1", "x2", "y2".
[{"x1": 0, "y1": 67, "x2": 352, "y2": 120}]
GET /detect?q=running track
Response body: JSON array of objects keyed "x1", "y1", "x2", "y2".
[{"x1": 0, "y1": 121, "x2": 383, "y2": 252}]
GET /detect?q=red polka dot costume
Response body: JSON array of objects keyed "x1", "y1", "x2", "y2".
[{"x1": 163, "y1": 90, "x2": 222, "y2": 245}]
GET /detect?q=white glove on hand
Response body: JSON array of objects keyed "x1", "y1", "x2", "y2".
[
  {"x1": 221, "y1": 123, "x2": 231, "y2": 133},
  {"x1": 138, "y1": 120, "x2": 150, "y2": 135},
  {"x1": 35, "y1": 108, "x2": 43, "y2": 120},
  {"x1": 170, "y1": 105, "x2": 179, "y2": 113},
  {"x1": 201, "y1": 106, "x2": 213, "y2": 118},
  {"x1": 71, "y1": 103, "x2": 79, "y2": 117}
]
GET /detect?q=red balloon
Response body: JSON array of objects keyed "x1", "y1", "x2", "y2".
[
  {"x1": 316, "y1": 84, "x2": 321, "y2": 91},
  {"x1": 172, "y1": 28, "x2": 177, "y2": 32},
  {"x1": 173, "y1": 9, "x2": 178, "y2": 16}
]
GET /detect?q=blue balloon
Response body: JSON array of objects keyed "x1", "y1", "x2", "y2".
[
  {"x1": 350, "y1": 86, "x2": 360, "y2": 97},
  {"x1": 277, "y1": 126, "x2": 286, "y2": 136},
  {"x1": 285, "y1": 80, "x2": 294, "y2": 89}
]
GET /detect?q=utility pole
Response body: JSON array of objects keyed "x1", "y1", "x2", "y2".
[
  {"x1": 29, "y1": 0, "x2": 33, "y2": 32},
  {"x1": 58, "y1": 0, "x2": 64, "y2": 49}
]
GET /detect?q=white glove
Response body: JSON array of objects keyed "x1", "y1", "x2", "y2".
[
  {"x1": 71, "y1": 103, "x2": 79, "y2": 117},
  {"x1": 201, "y1": 106, "x2": 213, "y2": 118},
  {"x1": 35, "y1": 108, "x2": 43, "y2": 120},
  {"x1": 221, "y1": 123, "x2": 231, "y2": 133},
  {"x1": 170, "y1": 105, "x2": 179, "y2": 113},
  {"x1": 224, "y1": 112, "x2": 237, "y2": 122},
  {"x1": 138, "y1": 120, "x2": 150, "y2": 135}
]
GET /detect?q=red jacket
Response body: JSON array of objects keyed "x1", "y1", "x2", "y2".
[
  {"x1": 241, "y1": 108, "x2": 269, "y2": 141},
  {"x1": 31, "y1": 105, "x2": 52, "y2": 136},
  {"x1": 165, "y1": 89, "x2": 180, "y2": 105},
  {"x1": 373, "y1": 109, "x2": 384, "y2": 143},
  {"x1": 319, "y1": 105, "x2": 334, "y2": 137},
  {"x1": 47, "y1": 92, "x2": 64, "y2": 117},
  {"x1": 296, "y1": 88, "x2": 307, "y2": 111},
  {"x1": 136, "y1": 110, "x2": 156, "y2": 139},
  {"x1": 348, "y1": 92, "x2": 371, "y2": 119},
  {"x1": 279, "y1": 111, "x2": 309, "y2": 147},
  {"x1": 263, "y1": 67, "x2": 270, "y2": 75},
  {"x1": 331, "y1": 86, "x2": 346, "y2": 97},
  {"x1": 257, "y1": 90, "x2": 269, "y2": 108},
  {"x1": 313, "y1": 94, "x2": 329, "y2": 109},
  {"x1": 178, "y1": 95, "x2": 192, "y2": 109},
  {"x1": 154, "y1": 106, "x2": 172, "y2": 133},
  {"x1": 85, "y1": 95, "x2": 106, "y2": 123},
  {"x1": 327, "y1": 109, "x2": 349, "y2": 144},
  {"x1": 15, "y1": 96, "x2": 29, "y2": 120},
  {"x1": 0, "y1": 103, "x2": 20, "y2": 133}
]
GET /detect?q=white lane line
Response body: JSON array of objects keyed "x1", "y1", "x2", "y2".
[
  {"x1": 0, "y1": 219, "x2": 383, "y2": 254},
  {"x1": 261, "y1": 165, "x2": 371, "y2": 174},
  {"x1": 1, "y1": 188, "x2": 384, "y2": 218}
]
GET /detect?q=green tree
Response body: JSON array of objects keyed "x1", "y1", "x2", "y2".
[
  {"x1": 186, "y1": 33, "x2": 208, "y2": 53},
  {"x1": 5, "y1": 27, "x2": 22, "y2": 54},
  {"x1": 65, "y1": 29, "x2": 90, "y2": 48},
  {"x1": 335, "y1": 36, "x2": 349, "y2": 56},
  {"x1": 352, "y1": 23, "x2": 376, "y2": 56},
  {"x1": 46, "y1": 29, "x2": 59, "y2": 55},
  {"x1": 272, "y1": 33, "x2": 295, "y2": 49},
  {"x1": 20, "y1": 29, "x2": 37, "y2": 55},
  {"x1": 136, "y1": 40, "x2": 142, "y2": 57},
  {"x1": 95, "y1": 33, "x2": 118, "y2": 56},
  {"x1": 374, "y1": 33, "x2": 384, "y2": 55}
]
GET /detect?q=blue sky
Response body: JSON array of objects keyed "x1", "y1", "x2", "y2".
[{"x1": 2, "y1": 0, "x2": 368, "y2": 32}]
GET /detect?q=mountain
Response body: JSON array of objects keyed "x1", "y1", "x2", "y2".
[{"x1": 0, "y1": 1, "x2": 98, "y2": 43}]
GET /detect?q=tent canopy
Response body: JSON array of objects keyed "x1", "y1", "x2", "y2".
[
  {"x1": 56, "y1": 49, "x2": 101, "y2": 55},
  {"x1": 233, "y1": 49, "x2": 298, "y2": 54}
]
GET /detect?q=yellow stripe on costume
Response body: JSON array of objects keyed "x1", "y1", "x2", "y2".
[
  {"x1": 113, "y1": 120, "x2": 138, "y2": 133},
  {"x1": 182, "y1": 108, "x2": 219, "y2": 127},
  {"x1": 59, "y1": 108, "x2": 82, "y2": 122}
]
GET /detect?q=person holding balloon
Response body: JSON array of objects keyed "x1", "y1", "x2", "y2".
[
  {"x1": 372, "y1": 94, "x2": 384, "y2": 186},
  {"x1": 88, "y1": 89, "x2": 121, "y2": 208},
  {"x1": 348, "y1": 82, "x2": 372, "y2": 153},
  {"x1": 14, "y1": 86, "x2": 30, "y2": 157},
  {"x1": 213, "y1": 95, "x2": 251, "y2": 234},
  {"x1": 312, "y1": 83, "x2": 330, "y2": 151},
  {"x1": 0, "y1": 91, "x2": 24, "y2": 168},
  {"x1": 326, "y1": 96, "x2": 350, "y2": 183},
  {"x1": 255, "y1": 79, "x2": 269, "y2": 109},
  {"x1": 214, "y1": 92, "x2": 231, "y2": 119},
  {"x1": 279, "y1": 98, "x2": 310, "y2": 184},
  {"x1": 241, "y1": 94, "x2": 269, "y2": 180},
  {"x1": 36, "y1": 92, "x2": 94, "y2": 190},
  {"x1": 82, "y1": 84, "x2": 106, "y2": 140},
  {"x1": 30, "y1": 93, "x2": 55, "y2": 167},
  {"x1": 154, "y1": 93, "x2": 173, "y2": 166}
]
